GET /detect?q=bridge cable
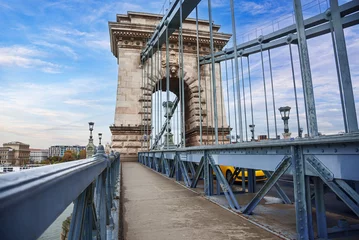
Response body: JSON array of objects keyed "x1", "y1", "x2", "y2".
[
  {"x1": 240, "y1": 54, "x2": 248, "y2": 141},
  {"x1": 147, "y1": 55, "x2": 150, "y2": 150},
  {"x1": 157, "y1": 37, "x2": 160, "y2": 146},
  {"x1": 247, "y1": 56, "x2": 255, "y2": 141},
  {"x1": 178, "y1": 28, "x2": 181, "y2": 146},
  {"x1": 229, "y1": 0, "x2": 243, "y2": 143},
  {"x1": 153, "y1": 50, "x2": 156, "y2": 147},
  {"x1": 224, "y1": 53, "x2": 231, "y2": 142},
  {"x1": 196, "y1": 6, "x2": 203, "y2": 145},
  {"x1": 204, "y1": 61, "x2": 209, "y2": 145},
  {"x1": 165, "y1": 22, "x2": 170, "y2": 148},
  {"x1": 209, "y1": 63, "x2": 214, "y2": 144},
  {"x1": 160, "y1": 42, "x2": 163, "y2": 146},
  {"x1": 208, "y1": 0, "x2": 219, "y2": 145},
  {"x1": 219, "y1": 62, "x2": 224, "y2": 144},
  {"x1": 231, "y1": 58, "x2": 238, "y2": 142},
  {"x1": 288, "y1": 42, "x2": 302, "y2": 138},
  {"x1": 268, "y1": 49, "x2": 278, "y2": 138},
  {"x1": 151, "y1": 47, "x2": 154, "y2": 149},
  {"x1": 328, "y1": 10, "x2": 348, "y2": 133},
  {"x1": 180, "y1": 0, "x2": 186, "y2": 147},
  {"x1": 141, "y1": 57, "x2": 144, "y2": 150},
  {"x1": 259, "y1": 39, "x2": 270, "y2": 139}
]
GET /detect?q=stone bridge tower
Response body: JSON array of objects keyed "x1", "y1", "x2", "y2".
[{"x1": 109, "y1": 12, "x2": 231, "y2": 161}]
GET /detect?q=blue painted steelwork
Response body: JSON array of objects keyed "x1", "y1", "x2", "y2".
[
  {"x1": 0, "y1": 146, "x2": 120, "y2": 240},
  {"x1": 138, "y1": 135, "x2": 359, "y2": 238},
  {"x1": 134, "y1": 0, "x2": 359, "y2": 238}
]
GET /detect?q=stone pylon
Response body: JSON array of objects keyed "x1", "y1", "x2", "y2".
[{"x1": 108, "y1": 12, "x2": 231, "y2": 161}]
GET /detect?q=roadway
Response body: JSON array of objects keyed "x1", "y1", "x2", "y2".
[{"x1": 122, "y1": 162, "x2": 281, "y2": 240}]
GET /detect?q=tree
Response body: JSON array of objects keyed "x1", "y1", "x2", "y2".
[
  {"x1": 42, "y1": 159, "x2": 51, "y2": 165},
  {"x1": 62, "y1": 150, "x2": 76, "y2": 162},
  {"x1": 79, "y1": 149, "x2": 86, "y2": 159},
  {"x1": 49, "y1": 156, "x2": 61, "y2": 164}
]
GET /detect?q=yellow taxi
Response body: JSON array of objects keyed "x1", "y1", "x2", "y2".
[{"x1": 219, "y1": 165, "x2": 267, "y2": 183}]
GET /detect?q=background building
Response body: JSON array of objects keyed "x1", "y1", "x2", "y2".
[
  {"x1": 0, "y1": 147, "x2": 15, "y2": 165},
  {"x1": 49, "y1": 145, "x2": 86, "y2": 157},
  {"x1": 3, "y1": 141, "x2": 30, "y2": 166},
  {"x1": 30, "y1": 149, "x2": 49, "y2": 163}
]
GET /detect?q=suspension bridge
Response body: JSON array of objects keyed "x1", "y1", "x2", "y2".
[{"x1": 1, "y1": 0, "x2": 359, "y2": 239}]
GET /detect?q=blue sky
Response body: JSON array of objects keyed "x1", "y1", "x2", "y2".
[{"x1": 0, "y1": 0, "x2": 357, "y2": 148}]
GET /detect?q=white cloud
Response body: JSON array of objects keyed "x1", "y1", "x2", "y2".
[
  {"x1": 33, "y1": 40, "x2": 79, "y2": 59},
  {"x1": 0, "y1": 2, "x2": 13, "y2": 10},
  {"x1": 0, "y1": 78, "x2": 115, "y2": 148},
  {"x1": 0, "y1": 45, "x2": 64, "y2": 73}
]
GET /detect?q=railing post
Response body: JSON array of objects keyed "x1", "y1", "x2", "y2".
[{"x1": 68, "y1": 183, "x2": 95, "y2": 240}]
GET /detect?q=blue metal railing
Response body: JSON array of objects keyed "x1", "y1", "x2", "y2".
[{"x1": 0, "y1": 145, "x2": 120, "y2": 240}]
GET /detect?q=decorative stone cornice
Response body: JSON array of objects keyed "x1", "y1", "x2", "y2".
[{"x1": 108, "y1": 11, "x2": 231, "y2": 59}]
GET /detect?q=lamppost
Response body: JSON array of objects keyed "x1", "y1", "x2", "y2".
[
  {"x1": 249, "y1": 124, "x2": 255, "y2": 141},
  {"x1": 86, "y1": 122, "x2": 95, "y2": 158},
  {"x1": 98, "y1": 133, "x2": 102, "y2": 145},
  {"x1": 143, "y1": 133, "x2": 147, "y2": 145},
  {"x1": 162, "y1": 101, "x2": 175, "y2": 149},
  {"x1": 278, "y1": 106, "x2": 291, "y2": 139},
  {"x1": 226, "y1": 134, "x2": 231, "y2": 143}
]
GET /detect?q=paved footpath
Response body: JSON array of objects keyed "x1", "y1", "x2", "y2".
[{"x1": 122, "y1": 162, "x2": 281, "y2": 240}]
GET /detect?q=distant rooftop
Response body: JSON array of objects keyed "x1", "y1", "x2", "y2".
[
  {"x1": 3, "y1": 141, "x2": 29, "y2": 146},
  {"x1": 30, "y1": 148, "x2": 49, "y2": 151},
  {"x1": 0, "y1": 147, "x2": 12, "y2": 150}
]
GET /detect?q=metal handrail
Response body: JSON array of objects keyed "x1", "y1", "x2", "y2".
[{"x1": 0, "y1": 149, "x2": 120, "y2": 240}]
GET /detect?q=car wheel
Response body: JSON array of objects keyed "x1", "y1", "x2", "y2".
[{"x1": 226, "y1": 170, "x2": 232, "y2": 183}]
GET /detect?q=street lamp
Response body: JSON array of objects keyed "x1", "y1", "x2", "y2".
[
  {"x1": 98, "y1": 133, "x2": 102, "y2": 145},
  {"x1": 299, "y1": 127, "x2": 303, "y2": 138},
  {"x1": 249, "y1": 124, "x2": 255, "y2": 141},
  {"x1": 162, "y1": 101, "x2": 175, "y2": 148},
  {"x1": 86, "y1": 122, "x2": 95, "y2": 158},
  {"x1": 89, "y1": 122, "x2": 94, "y2": 139},
  {"x1": 278, "y1": 106, "x2": 291, "y2": 138}
]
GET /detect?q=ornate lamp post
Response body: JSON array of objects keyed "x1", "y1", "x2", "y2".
[
  {"x1": 86, "y1": 122, "x2": 95, "y2": 158},
  {"x1": 162, "y1": 101, "x2": 175, "y2": 149},
  {"x1": 97, "y1": 132, "x2": 105, "y2": 154},
  {"x1": 249, "y1": 124, "x2": 255, "y2": 141},
  {"x1": 226, "y1": 134, "x2": 231, "y2": 143},
  {"x1": 279, "y1": 106, "x2": 291, "y2": 139},
  {"x1": 98, "y1": 133, "x2": 102, "y2": 145}
]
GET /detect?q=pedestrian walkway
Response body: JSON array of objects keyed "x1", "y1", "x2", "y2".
[{"x1": 122, "y1": 162, "x2": 280, "y2": 240}]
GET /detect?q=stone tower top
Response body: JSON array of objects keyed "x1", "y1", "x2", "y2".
[{"x1": 108, "y1": 11, "x2": 231, "y2": 60}]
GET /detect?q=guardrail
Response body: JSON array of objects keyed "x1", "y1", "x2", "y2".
[{"x1": 0, "y1": 145, "x2": 120, "y2": 240}]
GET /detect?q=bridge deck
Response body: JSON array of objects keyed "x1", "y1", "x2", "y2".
[{"x1": 122, "y1": 162, "x2": 279, "y2": 240}]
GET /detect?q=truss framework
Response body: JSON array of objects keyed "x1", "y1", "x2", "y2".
[
  {"x1": 137, "y1": 0, "x2": 359, "y2": 239},
  {"x1": 139, "y1": 134, "x2": 359, "y2": 239}
]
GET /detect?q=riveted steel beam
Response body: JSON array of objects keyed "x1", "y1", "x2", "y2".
[
  {"x1": 190, "y1": 157, "x2": 204, "y2": 188},
  {"x1": 263, "y1": 170, "x2": 292, "y2": 204},
  {"x1": 208, "y1": 154, "x2": 241, "y2": 211},
  {"x1": 306, "y1": 155, "x2": 359, "y2": 217},
  {"x1": 242, "y1": 156, "x2": 291, "y2": 215},
  {"x1": 199, "y1": 1, "x2": 359, "y2": 64},
  {"x1": 141, "y1": 0, "x2": 201, "y2": 62}
]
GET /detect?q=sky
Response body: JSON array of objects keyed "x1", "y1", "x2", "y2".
[{"x1": 0, "y1": 0, "x2": 357, "y2": 148}]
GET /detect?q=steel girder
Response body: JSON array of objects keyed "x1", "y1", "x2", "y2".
[
  {"x1": 141, "y1": 0, "x2": 201, "y2": 62},
  {"x1": 199, "y1": 0, "x2": 359, "y2": 64},
  {"x1": 138, "y1": 138, "x2": 359, "y2": 239}
]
